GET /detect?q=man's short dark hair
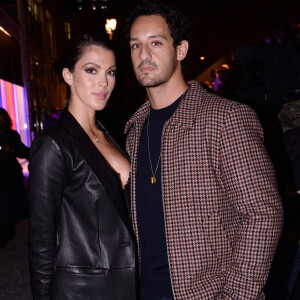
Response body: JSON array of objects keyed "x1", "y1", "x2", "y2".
[{"x1": 125, "y1": 0, "x2": 192, "y2": 47}]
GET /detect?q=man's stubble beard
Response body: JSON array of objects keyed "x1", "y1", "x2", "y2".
[{"x1": 135, "y1": 53, "x2": 178, "y2": 88}]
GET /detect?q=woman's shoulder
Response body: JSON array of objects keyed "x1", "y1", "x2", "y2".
[
  {"x1": 31, "y1": 119, "x2": 71, "y2": 155},
  {"x1": 38, "y1": 121, "x2": 66, "y2": 141}
]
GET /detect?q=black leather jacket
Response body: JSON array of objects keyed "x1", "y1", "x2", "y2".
[{"x1": 28, "y1": 110, "x2": 136, "y2": 300}]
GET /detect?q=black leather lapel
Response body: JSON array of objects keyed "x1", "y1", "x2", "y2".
[{"x1": 60, "y1": 110, "x2": 130, "y2": 227}]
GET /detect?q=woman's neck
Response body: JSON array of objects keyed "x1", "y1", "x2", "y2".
[{"x1": 67, "y1": 103, "x2": 97, "y2": 133}]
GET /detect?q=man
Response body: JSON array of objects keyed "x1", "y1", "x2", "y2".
[{"x1": 124, "y1": 1, "x2": 283, "y2": 299}]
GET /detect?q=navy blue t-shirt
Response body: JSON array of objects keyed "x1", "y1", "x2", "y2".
[{"x1": 136, "y1": 95, "x2": 184, "y2": 299}]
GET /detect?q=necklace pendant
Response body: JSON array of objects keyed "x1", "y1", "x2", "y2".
[
  {"x1": 94, "y1": 136, "x2": 99, "y2": 143},
  {"x1": 151, "y1": 176, "x2": 156, "y2": 184}
]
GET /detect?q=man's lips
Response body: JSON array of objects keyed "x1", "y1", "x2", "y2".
[
  {"x1": 139, "y1": 66, "x2": 155, "y2": 72},
  {"x1": 138, "y1": 62, "x2": 157, "y2": 73}
]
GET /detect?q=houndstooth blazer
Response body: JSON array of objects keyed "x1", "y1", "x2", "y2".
[{"x1": 125, "y1": 80, "x2": 283, "y2": 299}]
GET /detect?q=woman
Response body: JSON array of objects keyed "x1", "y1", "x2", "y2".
[
  {"x1": 0, "y1": 108, "x2": 29, "y2": 246},
  {"x1": 28, "y1": 34, "x2": 136, "y2": 300}
]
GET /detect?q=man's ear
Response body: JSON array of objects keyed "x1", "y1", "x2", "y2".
[
  {"x1": 177, "y1": 40, "x2": 189, "y2": 61},
  {"x1": 62, "y1": 68, "x2": 73, "y2": 85}
]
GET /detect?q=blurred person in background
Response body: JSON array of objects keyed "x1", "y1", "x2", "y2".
[{"x1": 0, "y1": 107, "x2": 29, "y2": 247}]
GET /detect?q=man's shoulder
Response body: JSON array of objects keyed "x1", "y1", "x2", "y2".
[
  {"x1": 188, "y1": 80, "x2": 244, "y2": 109},
  {"x1": 185, "y1": 80, "x2": 254, "y2": 121}
]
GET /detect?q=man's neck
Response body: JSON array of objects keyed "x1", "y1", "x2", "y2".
[{"x1": 146, "y1": 77, "x2": 188, "y2": 109}]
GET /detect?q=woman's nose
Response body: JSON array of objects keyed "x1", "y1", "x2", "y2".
[{"x1": 98, "y1": 73, "x2": 108, "y2": 86}]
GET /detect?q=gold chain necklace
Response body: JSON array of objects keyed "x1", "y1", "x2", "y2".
[
  {"x1": 90, "y1": 125, "x2": 99, "y2": 143},
  {"x1": 146, "y1": 109, "x2": 162, "y2": 184},
  {"x1": 87, "y1": 128, "x2": 99, "y2": 143}
]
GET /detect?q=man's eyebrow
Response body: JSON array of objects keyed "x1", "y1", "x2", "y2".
[
  {"x1": 130, "y1": 34, "x2": 168, "y2": 42},
  {"x1": 149, "y1": 34, "x2": 168, "y2": 40}
]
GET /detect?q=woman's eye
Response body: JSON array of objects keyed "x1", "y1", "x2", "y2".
[
  {"x1": 85, "y1": 68, "x2": 96, "y2": 74},
  {"x1": 107, "y1": 70, "x2": 117, "y2": 76}
]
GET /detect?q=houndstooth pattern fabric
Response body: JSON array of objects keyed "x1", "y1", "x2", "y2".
[{"x1": 125, "y1": 80, "x2": 283, "y2": 299}]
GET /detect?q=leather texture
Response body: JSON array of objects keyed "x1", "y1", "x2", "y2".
[{"x1": 28, "y1": 110, "x2": 136, "y2": 300}]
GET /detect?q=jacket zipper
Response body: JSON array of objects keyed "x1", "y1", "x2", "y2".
[
  {"x1": 131, "y1": 122, "x2": 142, "y2": 275},
  {"x1": 160, "y1": 120, "x2": 176, "y2": 299}
]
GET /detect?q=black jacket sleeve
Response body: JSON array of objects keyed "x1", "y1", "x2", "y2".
[{"x1": 28, "y1": 135, "x2": 66, "y2": 300}]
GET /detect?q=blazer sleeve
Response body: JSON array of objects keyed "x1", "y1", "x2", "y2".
[
  {"x1": 28, "y1": 135, "x2": 66, "y2": 300},
  {"x1": 219, "y1": 104, "x2": 283, "y2": 299}
]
